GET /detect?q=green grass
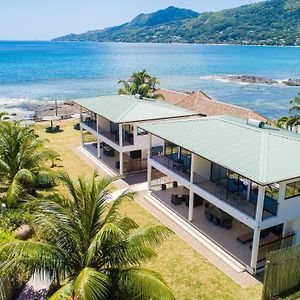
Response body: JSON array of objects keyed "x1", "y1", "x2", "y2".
[{"x1": 35, "y1": 119, "x2": 262, "y2": 300}]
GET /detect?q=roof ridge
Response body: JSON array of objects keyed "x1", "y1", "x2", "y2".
[{"x1": 115, "y1": 95, "x2": 141, "y2": 123}]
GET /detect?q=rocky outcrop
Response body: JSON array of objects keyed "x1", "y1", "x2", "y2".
[{"x1": 210, "y1": 75, "x2": 300, "y2": 86}]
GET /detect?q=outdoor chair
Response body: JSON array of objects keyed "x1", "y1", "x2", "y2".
[
  {"x1": 221, "y1": 218, "x2": 233, "y2": 229},
  {"x1": 185, "y1": 194, "x2": 203, "y2": 207},
  {"x1": 171, "y1": 194, "x2": 182, "y2": 205},
  {"x1": 180, "y1": 194, "x2": 189, "y2": 204},
  {"x1": 205, "y1": 209, "x2": 213, "y2": 222}
]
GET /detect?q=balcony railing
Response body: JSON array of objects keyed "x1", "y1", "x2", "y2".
[
  {"x1": 151, "y1": 155, "x2": 191, "y2": 180},
  {"x1": 83, "y1": 119, "x2": 97, "y2": 131},
  {"x1": 97, "y1": 126, "x2": 133, "y2": 146},
  {"x1": 193, "y1": 172, "x2": 278, "y2": 220}
]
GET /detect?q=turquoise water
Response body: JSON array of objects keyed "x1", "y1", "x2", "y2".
[{"x1": 0, "y1": 41, "x2": 299, "y2": 118}]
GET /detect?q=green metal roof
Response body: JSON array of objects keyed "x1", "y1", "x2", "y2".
[
  {"x1": 141, "y1": 115, "x2": 300, "y2": 185},
  {"x1": 74, "y1": 95, "x2": 198, "y2": 123}
]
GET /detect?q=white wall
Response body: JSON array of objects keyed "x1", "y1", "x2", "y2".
[
  {"x1": 262, "y1": 178, "x2": 300, "y2": 245},
  {"x1": 193, "y1": 154, "x2": 211, "y2": 180}
]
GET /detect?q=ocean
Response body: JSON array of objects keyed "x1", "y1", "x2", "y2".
[{"x1": 0, "y1": 41, "x2": 299, "y2": 118}]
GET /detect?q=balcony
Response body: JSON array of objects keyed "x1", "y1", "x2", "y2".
[
  {"x1": 151, "y1": 155, "x2": 191, "y2": 181},
  {"x1": 97, "y1": 126, "x2": 133, "y2": 146},
  {"x1": 82, "y1": 119, "x2": 97, "y2": 131},
  {"x1": 193, "y1": 172, "x2": 278, "y2": 220}
]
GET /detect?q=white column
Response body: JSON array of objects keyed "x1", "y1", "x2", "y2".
[
  {"x1": 96, "y1": 115, "x2": 99, "y2": 133},
  {"x1": 119, "y1": 124, "x2": 123, "y2": 147},
  {"x1": 247, "y1": 180, "x2": 251, "y2": 201},
  {"x1": 147, "y1": 134, "x2": 152, "y2": 190},
  {"x1": 79, "y1": 106, "x2": 84, "y2": 146},
  {"x1": 119, "y1": 151, "x2": 123, "y2": 175},
  {"x1": 250, "y1": 185, "x2": 265, "y2": 271},
  {"x1": 80, "y1": 106, "x2": 83, "y2": 122},
  {"x1": 80, "y1": 125, "x2": 84, "y2": 146},
  {"x1": 188, "y1": 154, "x2": 195, "y2": 221},
  {"x1": 97, "y1": 139, "x2": 101, "y2": 158}
]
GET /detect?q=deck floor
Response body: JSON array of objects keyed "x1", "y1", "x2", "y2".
[{"x1": 152, "y1": 186, "x2": 278, "y2": 266}]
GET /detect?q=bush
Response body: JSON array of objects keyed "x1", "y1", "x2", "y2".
[
  {"x1": 0, "y1": 209, "x2": 32, "y2": 231},
  {"x1": 0, "y1": 228, "x2": 15, "y2": 242}
]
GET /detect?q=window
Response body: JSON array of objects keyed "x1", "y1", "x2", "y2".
[
  {"x1": 285, "y1": 181, "x2": 300, "y2": 199},
  {"x1": 137, "y1": 128, "x2": 148, "y2": 136}
]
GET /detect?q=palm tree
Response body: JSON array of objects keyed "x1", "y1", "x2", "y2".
[
  {"x1": 47, "y1": 149, "x2": 63, "y2": 168},
  {"x1": 0, "y1": 173, "x2": 175, "y2": 300},
  {"x1": 289, "y1": 91, "x2": 300, "y2": 113},
  {"x1": 0, "y1": 121, "x2": 56, "y2": 208},
  {"x1": 118, "y1": 69, "x2": 164, "y2": 99}
]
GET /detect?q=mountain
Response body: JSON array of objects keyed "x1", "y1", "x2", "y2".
[{"x1": 53, "y1": 1, "x2": 300, "y2": 46}]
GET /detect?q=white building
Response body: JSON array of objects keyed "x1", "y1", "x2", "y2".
[
  {"x1": 74, "y1": 95, "x2": 198, "y2": 175},
  {"x1": 141, "y1": 116, "x2": 300, "y2": 274}
]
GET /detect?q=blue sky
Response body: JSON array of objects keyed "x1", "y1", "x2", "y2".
[{"x1": 1, "y1": 0, "x2": 263, "y2": 40}]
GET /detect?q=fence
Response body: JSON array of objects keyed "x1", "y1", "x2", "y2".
[{"x1": 262, "y1": 243, "x2": 300, "y2": 300}]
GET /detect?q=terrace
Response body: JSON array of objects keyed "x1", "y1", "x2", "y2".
[{"x1": 150, "y1": 141, "x2": 278, "y2": 220}]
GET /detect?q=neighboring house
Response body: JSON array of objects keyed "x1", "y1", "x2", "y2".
[
  {"x1": 141, "y1": 116, "x2": 300, "y2": 274},
  {"x1": 158, "y1": 88, "x2": 268, "y2": 122},
  {"x1": 74, "y1": 95, "x2": 198, "y2": 175}
]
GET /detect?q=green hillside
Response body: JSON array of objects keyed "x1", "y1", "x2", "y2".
[{"x1": 54, "y1": 0, "x2": 300, "y2": 46}]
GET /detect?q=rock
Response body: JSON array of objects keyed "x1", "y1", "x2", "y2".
[
  {"x1": 15, "y1": 224, "x2": 33, "y2": 240},
  {"x1": 283, "y1": 79, "x2": 300, "y2": 86}
]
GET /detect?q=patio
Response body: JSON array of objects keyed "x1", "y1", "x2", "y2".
[
  {"x1": 151, "y1": 185, "x2": 280, "y2": 267},
  {"x1": 83, "y1": 143, "x2": 147, "y2": 175}
]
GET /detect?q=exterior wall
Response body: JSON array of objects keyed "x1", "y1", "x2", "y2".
[
  {"x1": 262, "y1": 178, "x2": 300, "y2": 244},
  {"x1": 152, "y1": 135, "x2": 164, "y2": 147},
  {"x1": 193, "y1": 154, "x2": 211, "y2": 180}
]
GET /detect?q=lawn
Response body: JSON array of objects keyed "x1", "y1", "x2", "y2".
[{"x1": 35, "y1": 119, "x2": 262, "y2": 300}]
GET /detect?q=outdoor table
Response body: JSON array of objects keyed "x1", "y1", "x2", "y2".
[{"x1": 42, "y1": 115, "x2": 61, "y2": 129}]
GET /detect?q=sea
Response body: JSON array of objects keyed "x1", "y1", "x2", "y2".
[{"x1": 0, "y1": 41, "x2": 299, "y2": 118}]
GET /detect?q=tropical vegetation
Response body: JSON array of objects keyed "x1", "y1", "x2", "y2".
[
  {"x1": 54, "y1": 0, "x2": 300, "y2": 46},
  {"x1": 0, "y1": 121, "x2": 56, "y2": 208},
  {"x1": 0, "y1": 172, "x2": 175, "y2": 300},
  {"x1": 276, "y1": 91, "x2": 300, "y2": 130},
  {"x1": 118, "y1": 69, "x2": 163, "y2": 99}
]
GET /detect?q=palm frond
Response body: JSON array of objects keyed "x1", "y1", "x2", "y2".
[
  {"x1": 0, "y1": 241, "x2": 72, "y2": 278},
  {"x1": 73, "y1": 268, "x2": 110, "y2": 300},
  {"x1": 113, "y1": 268, "x2": 175, "y2": 300}
]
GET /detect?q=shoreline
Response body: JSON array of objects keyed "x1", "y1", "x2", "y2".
[{"x1": 1, "y1": 40, "x2": 300, "y2": 48}]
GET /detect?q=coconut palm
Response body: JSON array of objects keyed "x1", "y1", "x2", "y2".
[
  {"x1": 118, "y1": 69, "x2": 164, "y2": 99},
  {"x1": 47, "y1": 149, "x2": 63, "y2": 168},
  {"x1": 0, "y1": 121, "x2": 56, "y2": 208},
  {"x1": 0, "y1": 173, "x2": 174, "y2": 300},
  {"x1": 289, "y1": 91, "x2": 300, "y2": 113}
]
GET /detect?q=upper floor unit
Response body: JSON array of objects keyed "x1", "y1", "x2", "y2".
[
  {"x1": 142, "y1": 116, "x2": 300, "y2": 229},
  {"x1": 74, "y1": 94, "x2": 199, "y2": 152}
]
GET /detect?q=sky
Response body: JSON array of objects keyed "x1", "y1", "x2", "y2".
[{"x1": 0, "y1": 0, "x2": 264, "y2": 40}]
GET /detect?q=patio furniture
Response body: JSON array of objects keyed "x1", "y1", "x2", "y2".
[
  {"x1": 173, "y1": 181, "x2": 178, "y2": 187},
  {"x1": 171, "y1": 194, "x2": 182, "y2": 205},
  {"x1": 221, "y1": 218, "x2": 233, "y2": 229},
  {"x1": 205, "y1": 209, "x2": 213, "y2": 222},
  {"x1": 115, "y1": 161, "x2": 120, "y2": 169},
  {"x1": 180, "y1": 194, "x2": 189, "y2": 204},
  {"x1": 237, "y1": 232, "x2": 253, "y2": 244},
  {"x1": 73, "y1": 123, "x2": 80, "y2": 130},
  {"x1": 103, "y1": 145, "x2": 114, "y2": 157},
  {"x1": 161, "y1": 184, "x2": 166, "y2": 190},
  {"x1": 185, "y1": 194, "x2": 203, "y2": 207}
]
